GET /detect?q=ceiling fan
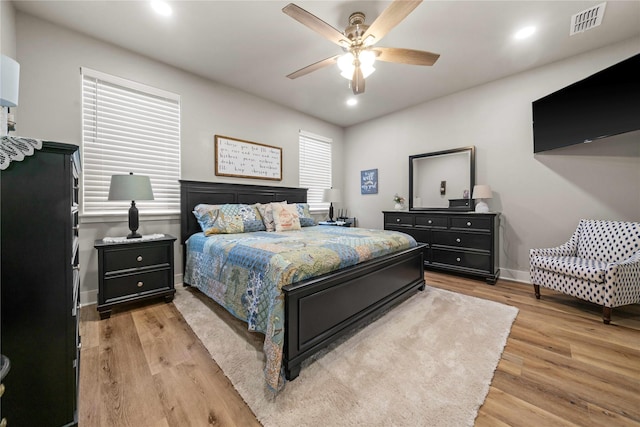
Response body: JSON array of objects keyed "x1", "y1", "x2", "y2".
[{"x1": 282, "y1": 0, "x2": 440, "y2": 95}]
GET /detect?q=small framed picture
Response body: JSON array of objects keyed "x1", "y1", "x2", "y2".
[{"x1": 361, "y1": 169, "x2": 378, "y2": 194}]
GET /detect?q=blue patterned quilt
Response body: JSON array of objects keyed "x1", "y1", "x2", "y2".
[{"x1": 183, "y1": 225, "x2": 417, "y2": 391}]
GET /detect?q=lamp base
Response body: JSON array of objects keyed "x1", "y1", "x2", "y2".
[
  {"x1": 475, "y1": 200, "x2": 489, "y2": 213},
  {"x1": 128, "y1": 200, "x2": 141, "y2": 238}
]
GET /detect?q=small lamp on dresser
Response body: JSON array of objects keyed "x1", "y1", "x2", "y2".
[
  {"x1": 472, "y1": 184, "x2": 493, "y2": 213},
  {"x1": 108, "y1": 172, "x2": 154, "y2": 238}
]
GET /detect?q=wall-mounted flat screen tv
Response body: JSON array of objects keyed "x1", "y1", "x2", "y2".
[{"x1": 532, "y1": 53, "x2": 640, "y2": 153}]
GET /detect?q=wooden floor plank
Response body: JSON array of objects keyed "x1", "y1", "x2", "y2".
[{"x1": 79, "y1": 272, "x2": 640, "y2": 426}]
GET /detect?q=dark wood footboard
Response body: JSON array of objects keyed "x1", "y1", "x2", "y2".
[{"x1": 282, "y1": 245, "x2": 425, "y2": 380}]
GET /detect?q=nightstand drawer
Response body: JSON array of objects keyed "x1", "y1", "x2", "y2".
[
  {"x1": 432, "y1": 230, "x2": 492, "y2": 251},
  {"x1": 432, "y1": 248, "x2": 491, "y2": 272},
  {"x1": 103, "y1": 269, "x2": 171, "y2": 302},
  {"x1": 104, "y1": 244, "x2": 171, "y2": 272}
]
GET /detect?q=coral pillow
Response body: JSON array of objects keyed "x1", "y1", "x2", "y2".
[{"x1": 272, "y1": 202, "x2": 301, "y2": 232}]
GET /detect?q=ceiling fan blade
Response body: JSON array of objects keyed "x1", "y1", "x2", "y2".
[
  {"x1": 374, "y1": 47, "x2": 440, "y2": 66},
  {"x1": 362, "y1": 0, "x2": 422, "y2": 45},
  {"x1": 283, "y1": 3, "x2": 350, "y2": 47},
  {"x1": 352, "y1": 66, "x2": 365, "y2": 95},
  {"x1": 287, "y1": 55, "x2": 340, "y2": 79}
]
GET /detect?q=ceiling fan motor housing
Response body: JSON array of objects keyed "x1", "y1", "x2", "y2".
[{"x1": 345, "y1": 12, "x2": 369, "y2": 42}]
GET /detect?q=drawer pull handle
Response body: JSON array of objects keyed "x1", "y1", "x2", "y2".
[
  {"x1": 396, "y1": 218, "x2": 400, "y2": 223},
  {"x1": 428, "y1": 220, "x2": 432, "y2": 224},
  {"x1": 137, "y1": 281, "x2": 144, "y2": 288},
  {"x1": 456, "y1": 257, "x2": 461, "y2": 262},
  {"x1": 137, "y1": 255, "x2": 143, "y2": 262},
  {"x1": 456, "y1": 238, "x2": 461, "y2": 243},
  {"x1": 73, "y1": 265, "x2": 81, "y2": 271},
  {"x1": 0, "y1": 383, "x2": 5, "y2": 397},
  {"x1": 467, "y1": 221, "x2": 472, "y2": 226}
]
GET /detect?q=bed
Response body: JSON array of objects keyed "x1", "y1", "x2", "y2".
[{"x1": 180, "y1": 180, "x2": 425, "y2": 390}]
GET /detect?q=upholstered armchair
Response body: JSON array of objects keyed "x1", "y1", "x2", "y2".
[{"x1": 530, "y1": 219, "x2": 640, "y2": 324}]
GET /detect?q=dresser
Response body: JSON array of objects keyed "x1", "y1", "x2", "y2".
[
  {"x1": 1, "y1": 141, "x2": 81, "y2": 426},
  {"x1": 94, "y1": 235, "x2": 176, "y2": 319},
  {"x1": 383, "y1": 211, "x2": 500, "y2": 284}
]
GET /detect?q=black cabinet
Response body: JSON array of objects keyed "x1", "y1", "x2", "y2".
[
  {"x1": 1, "y1": 141, "x2": 81, "y2": 426},
  {"x1": 383, "y1": 211, "x2": 500, "y2": 284},
  {"x1": 94, "y1": 235, "x2": 176, "y2": 319}
]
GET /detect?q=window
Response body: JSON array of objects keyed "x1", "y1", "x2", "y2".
[
  {"x1": 299, "y1": 130, "x2": 332, "y2": 212},
  {"x1": 81, "y1": 67, "x2": 180, "y2": 216}
]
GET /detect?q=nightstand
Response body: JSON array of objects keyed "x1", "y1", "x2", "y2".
[
  {"x1": 318, "y1": 217, "x2": 356, "y2": 227},
  {"x1": 94, "y1": 234, "x2": 176, "y2": 319}
]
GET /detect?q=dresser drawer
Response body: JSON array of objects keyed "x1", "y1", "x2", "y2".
[
  {"x1": 450, "y1": 216, "x2": 492, "y2": 231},
  {"x1": 431, "y1": 248, "x2": 491, "y2": 272},
  {"x1": 432, "y1": 230, "x2": 492, "y2": 251},
  {"x1": 103, "y1": 269, "x2": 171, "y2": 302},
  {"x1": 104, "y1": 244, "x2": 171, "y2": 272},
  {"x1": 388, "y1": 227, "x2": 430, "y2": 246},
  {"x1": 415, "y1": 216, "x2": 447, "y2": 228},
  {"x1": 385, "y1": 213, "x2": 414, "y2": 227}
]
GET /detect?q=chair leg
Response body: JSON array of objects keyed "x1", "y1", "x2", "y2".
[
  {"x1": 602, "y1": 306, "x2": 611, "y2": 324},
  {"x1": 533, "y1": 284, "x2": 540, "y2": 299}
]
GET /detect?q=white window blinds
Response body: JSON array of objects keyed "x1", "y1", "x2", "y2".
[
  {"x1": 81, "y1": 68, "x2": 181, "y2": 215},
  {"x1": 299, "y1": 130, "x2": 332, "y2": 211}
]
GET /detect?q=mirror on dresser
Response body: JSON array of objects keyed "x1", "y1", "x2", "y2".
[{"x1": 409, "y1": 146, "x2": 475, "y2": 211}]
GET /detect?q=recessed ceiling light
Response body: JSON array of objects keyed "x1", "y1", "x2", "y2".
[
  {"x1": 346, "y1": 98, "x2": 358, "y2": 106},
  {"x1": 151, "y1": 1, "x2": 172, "y2": 17},
  {"x1": 514, "y1": 26, "x2": 536, "y2": 40}
]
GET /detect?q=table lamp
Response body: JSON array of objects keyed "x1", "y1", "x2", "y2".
[
  {"x1": 108, "y1": 172, "x2": 154, "y2": 238},
  {"x1": 1, "y1": 54, "x2": 20, "y2": 136},
  {"x1": 322, "y1": 188, "x2": 342, "y2": 222},
  {"x1": 472, "y1": 184, "x2": 493, "y2": 213}
]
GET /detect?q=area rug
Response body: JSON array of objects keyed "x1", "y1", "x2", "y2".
[{"x1": 173, "y1": 284, "x2": 518, "y2": 427}]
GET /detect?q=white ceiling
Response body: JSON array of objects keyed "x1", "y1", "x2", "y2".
[{"x1": 12, "y1": 0, "x2": 640, "y2": 127}]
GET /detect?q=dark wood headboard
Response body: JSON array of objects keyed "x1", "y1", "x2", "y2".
[{"x1": 179, "y1": 180, "x2": 307, "y2": 245}]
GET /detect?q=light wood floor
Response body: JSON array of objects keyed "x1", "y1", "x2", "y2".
[{"x1": 79, "y1": 272, "x2": 640, "y2": 426}]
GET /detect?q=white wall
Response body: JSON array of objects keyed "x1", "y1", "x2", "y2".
[
  {"x1": 1, "y1": 0, "x2": 16, "y2": 56},
  {"x1": 344, "y1": 37, "x2": 640, "y2": 282},
  {"x1": 14, "y1": 12, "x2": 344, "y2": 305}
]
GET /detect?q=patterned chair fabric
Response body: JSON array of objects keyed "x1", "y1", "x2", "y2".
[{"x1": 530, "y1": 219, "x2": 640, "y2": 323}]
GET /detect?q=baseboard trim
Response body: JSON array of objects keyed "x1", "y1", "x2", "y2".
[{"x1": 499, "y1": 268, "x2": 531, "y2": 284}]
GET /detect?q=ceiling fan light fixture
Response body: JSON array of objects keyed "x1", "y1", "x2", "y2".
[
  {"x1": 361, "y1": 64, "x2": 375, "y2": 78},
  {"x1": 338, "y1": 52, "x2": 355, "y2": 79},
  {"x1": 359, "y1": 50, "x2": 376, "y2": 67}
]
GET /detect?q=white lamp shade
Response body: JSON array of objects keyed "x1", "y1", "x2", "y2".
[
  {"x1": 108, "y1": 174, "x2": 154, "y2": 201},
  {"x1": 0, "y1": 55, "x2": 20, "y2": 107},
  {"x1": 472, "y1": 184, "x2": 493, "y2": 200},
  {"x1": 322, "y1": 188, "x2": 342, "y2": 203}
]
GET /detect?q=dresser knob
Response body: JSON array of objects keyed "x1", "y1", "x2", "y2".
[
  {"x1": 0, "y1": 383, "x2": 5, "y2": 397},
  {"x1": 467, "y1": 221, "x2": 472, "y2": 226},
  {"x1": 137, "y1": 255, "x2": 143, "y2": 262},
  {"x1": 396, "y1": 218, "x2": 400, "y2": 223},
  {"x1": 456, "y1": 257, "x2": 461, "y2": 262},
  {"x1": 137, "y1": 281, "x2": 144, "y2": 287},
  {"x1": 428, "y1": 220, "x2": 432, "y2": 224},
  {"x1": 456, "y1": 238, "x2": 461, "y2": 243}
]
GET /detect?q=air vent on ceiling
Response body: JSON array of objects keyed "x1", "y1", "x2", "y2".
[{"x1": 570, "y1": 2, "x2": 607, "y2": 35}]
